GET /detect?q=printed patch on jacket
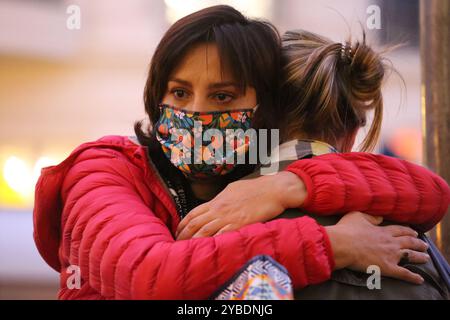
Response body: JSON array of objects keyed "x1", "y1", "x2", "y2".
[{"x1": 211, "y1": 255, "x2": 293, "y2": 300}]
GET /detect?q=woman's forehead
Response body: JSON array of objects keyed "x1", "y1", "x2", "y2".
[{"x1": 169, "y1": 43, "x2": 237, "y2": 85}]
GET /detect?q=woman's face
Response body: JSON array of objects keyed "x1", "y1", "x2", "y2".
[{"x1": 161, "y1": 43, "x2": 257, "y2": 112}]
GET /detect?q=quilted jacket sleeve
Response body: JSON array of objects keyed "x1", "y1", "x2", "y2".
[
  {"x1": 285, "y1": 152, "x2": 450, "y2": 232},
  {"x1": 60, "y1": 147, "x2": 334, "y2": 300}
]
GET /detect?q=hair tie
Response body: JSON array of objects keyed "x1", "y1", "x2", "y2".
[{"x1": 340, "y1": 42, "x2": 353, "y2": 64}]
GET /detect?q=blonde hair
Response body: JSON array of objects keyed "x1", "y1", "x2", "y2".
[{"x1": 280, "y1": 29, "x2": 393, "y2": 152}]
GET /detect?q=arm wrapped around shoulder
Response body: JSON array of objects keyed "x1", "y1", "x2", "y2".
[{"x1": 285, "y1": 152, "x2": 449, "y2": 232}]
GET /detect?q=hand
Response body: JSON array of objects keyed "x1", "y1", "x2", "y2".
[
  {"x1": 326, "y1": 211, "x2": 430, "y2": 284},
  {"x1": 176, "y1": 171, "x2": 307, "y2": 240}
]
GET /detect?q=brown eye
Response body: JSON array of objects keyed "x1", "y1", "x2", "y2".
[
  {"x1": 172, "y1": 89, "x2": 188, "y2": 100},
  {"x1": 214, "y1": 92, "x2": 234, "y2": 104},
  {"x1": 217, "y1": 94, "x2": 227, "y2": 101}
]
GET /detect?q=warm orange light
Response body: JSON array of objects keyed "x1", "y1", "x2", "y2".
[{"x1": 0, "y1": 155, "x2": 59, "y2": 208}]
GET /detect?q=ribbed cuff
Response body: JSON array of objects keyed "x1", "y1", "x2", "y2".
[
  {"x1": 285, "y1": 165, "x2": 315, "y2": 209},
  {"x1": 319, "y1": 224, "x2": 336, "y2": 272}
]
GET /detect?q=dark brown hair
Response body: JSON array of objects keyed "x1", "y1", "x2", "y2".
[
  {"x1": 280, "y1": 29, "x2": 393, "y2": 151},
  {"x1": 135, "y1": 5, "x2": 282, "y2": 145}
]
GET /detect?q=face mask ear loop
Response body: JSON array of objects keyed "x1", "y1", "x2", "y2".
[{"x1": 153, "y1": 104, "x2": 165, "y2": 137}]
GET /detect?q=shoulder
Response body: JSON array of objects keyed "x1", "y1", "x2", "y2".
[
  {"x1": 41, "y1": 135, "x2": 146, "y2": 177},
  {"x1": 75, "y1": 134, "x2": 141, "y2": 153}
]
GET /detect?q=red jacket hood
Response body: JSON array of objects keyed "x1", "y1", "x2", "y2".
[{"x1": 33, "y1": 135, "x2": 153, "y2": 272}]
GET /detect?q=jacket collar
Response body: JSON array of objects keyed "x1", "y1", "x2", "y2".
[{"x1": 269, "y1": 139, "x2": 338, "y2": 163}]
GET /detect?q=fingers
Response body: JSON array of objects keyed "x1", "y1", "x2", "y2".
[
  {"x1": 176, "y1": 211, "x2": 214, "y2": 240},
  {"x1": 363, "y1": 214, "x2": 383, "y2": 225},
  {"x1": 364, "y1": 214, "x2": 383, "y2": 226},
  {"x1": 215, "y1": 224, "x2": 234, "y2": 236},
  {"x1": 347, "y1": 211, "x2": 383, "y2": 225},
  {"x1": 176, "y1": 203, "x2": 209, "y2": 237},
  {"x1": 385, "y1": 225, "x2": 418, "y2": 237},
  {"x1": 191, "y1": 219, "x2": 225, "y2": 239},
  {"x1": 397, "y1": 236, "x2": 428, "y2": 252},
  {"x1": 400, "y1": 250, "x2": 430, "y2": 265},
  {"x1": 389, "y1": 265, "x2": 424, "y2": 285}
]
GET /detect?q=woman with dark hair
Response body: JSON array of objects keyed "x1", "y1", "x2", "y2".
[{"x1": 33, "y1": 6, "x2": 448, "y2": 300}]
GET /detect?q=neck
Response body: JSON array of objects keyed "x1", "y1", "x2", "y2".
[
  {"x1": 286, "y1": 133, "x2": 342, "y2": 151},
  {"x1": 189, "y1": 178, "x2": 226, "y2": 201}
]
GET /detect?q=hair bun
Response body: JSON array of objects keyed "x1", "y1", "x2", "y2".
[{"x1": 280, "y1": 29, "x2": 396, "y2": 152}]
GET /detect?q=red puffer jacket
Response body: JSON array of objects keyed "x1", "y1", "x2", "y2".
[{"x1": 33, "y1": 135, "x2": 449, "y2": 300}]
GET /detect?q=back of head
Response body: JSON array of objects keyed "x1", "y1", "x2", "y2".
[{"x1": 280, "y1": 29, "x2": 390, "y2": 151}]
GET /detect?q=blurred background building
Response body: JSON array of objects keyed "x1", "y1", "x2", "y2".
[{"x1": 0, "y1": 0, "x2": 430, "y2": 299}]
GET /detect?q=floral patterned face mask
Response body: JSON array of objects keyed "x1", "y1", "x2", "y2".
[{"x1": 155, "y1": 103, "x2": 257, "y2": 180}]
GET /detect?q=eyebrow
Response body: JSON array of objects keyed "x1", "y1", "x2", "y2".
[
  {"x1": 168, "y1": 78, "x2": 241, "y2": 91},
  {"x1": 208, "y1": 81, "x2": 241, "y2": 90},
  {"x1": 169, "y1": 78, "x2": 192, "y2": 88}
]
